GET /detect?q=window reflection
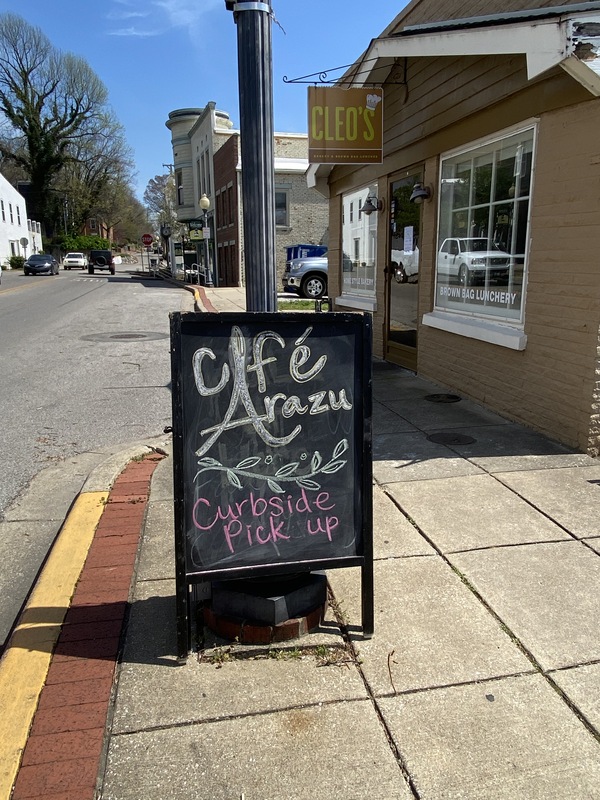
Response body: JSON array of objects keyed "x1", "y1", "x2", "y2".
[{"x1": 436, "y1": 127, "x2": 535, "y2": 322}]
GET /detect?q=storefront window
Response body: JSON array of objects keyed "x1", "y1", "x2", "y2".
[
  {"x1": 435, "y1": 126, "x2": 535, "y2": 323},
  {"x1": 341, "y1": 185, "x2": 377, "y2": 300}
]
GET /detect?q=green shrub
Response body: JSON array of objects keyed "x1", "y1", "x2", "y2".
[{"x1": 9, "y1": 255, "x2": 25, "y2": 269}]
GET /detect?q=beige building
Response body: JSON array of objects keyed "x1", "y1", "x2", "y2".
[
  {"x1": 166, "y1": 105, "x2": 328, "y2": 286},
  {"x1": 310, "y1": 0, "x2": 600, "y2": 455}
]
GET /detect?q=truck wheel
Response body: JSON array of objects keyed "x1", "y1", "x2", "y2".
[
  {"x1": 88, "y1": 266, "x2": 94, "y2": 275},
  {"x1": 301, "y1": 274, "x2": 326, "y2": 299}
]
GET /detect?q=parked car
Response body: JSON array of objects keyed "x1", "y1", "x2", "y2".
[
  {"x1": 437, "y1": 238, "x2": 511, "y2": 285},
  {"x1": 63, "y1": 252, "x2": 87, "y2": 270},
  {"x1": 282, "y1": 256, "x2": 328, "y2": 298},
  {"x1": 23, "y1": 254, "x2": 59, "y2": 276},
  {"x1": 391, "y1": 247, "x2": 419, "y2": 283},
  {"x1": 88, "y1": 249, "x2": 115, "y2": 275}
]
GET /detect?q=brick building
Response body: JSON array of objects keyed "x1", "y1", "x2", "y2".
[{"x1": 166, "y1": 105, "x2": 328, "y2": 287}]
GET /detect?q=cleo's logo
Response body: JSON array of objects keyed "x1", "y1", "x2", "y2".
[{"x1": 365, "y1": 94, "x2": 382, "y2": 112}]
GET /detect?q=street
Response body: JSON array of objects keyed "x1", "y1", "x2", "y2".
[{"x1": 0, "y1": 260, "x2": 187, "y2": 647}]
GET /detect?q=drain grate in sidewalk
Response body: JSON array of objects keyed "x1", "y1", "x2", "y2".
[
  {"x1": 424, "y1": 393, "x2": 462, "y2": 403},
  {"x1": 427, "y1": 432, "x2": 476, "y2": 445}
]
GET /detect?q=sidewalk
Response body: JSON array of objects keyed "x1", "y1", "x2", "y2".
[{"x1": 3, "y1": 285, "x2": 600, "y2": 798}]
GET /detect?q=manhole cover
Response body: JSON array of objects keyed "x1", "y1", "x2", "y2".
[
  {"x1": 424, "y1": 393, "x2": 462, "y2": 403},
  {"x1": 111, "y1": 333, "x2": 146, "y2": 340},
  {"x1": 81, "y1": 332, "x2": 169, "y2": 342},
  {"x1": 427, "y1": 432, "x2": 476, "y2": 445}
]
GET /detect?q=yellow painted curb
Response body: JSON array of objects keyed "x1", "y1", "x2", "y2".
[{"x1": 0, "y1": 491, "x2": 108, "y2": 800}]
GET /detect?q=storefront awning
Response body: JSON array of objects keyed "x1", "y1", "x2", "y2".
[{"x1": 353, "y1": 6, "x2": 600, "y2": 93}]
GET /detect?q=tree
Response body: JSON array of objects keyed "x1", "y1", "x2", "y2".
[
  {"x1": 144, "y1": 173, "x2": 182, "y2": 237},
  {"x1": 56, "y1": 112, "x2": 135, "y2": 236},
  {"x1": 0, "y1": 13, "x2": 110, "y2": 231}
]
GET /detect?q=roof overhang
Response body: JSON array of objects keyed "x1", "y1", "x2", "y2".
[
  {"x1": 354, "y1": 10, "x2": 600, "y2": 92},
  {"x1": 309, "y1": 6, "x2": 600, "y2": 185}
]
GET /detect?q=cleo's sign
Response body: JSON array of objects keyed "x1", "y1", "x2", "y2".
[{"x1": 308, "y1": 86, "x2": 383, "y2": 164}]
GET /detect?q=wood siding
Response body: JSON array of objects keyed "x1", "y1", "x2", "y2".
[
  {"x1": 328, "y1": 16, "x2": 600, "y2": 450},
  {"x1": 418, "y1": 100, "x2": 600, "y2": 453}
]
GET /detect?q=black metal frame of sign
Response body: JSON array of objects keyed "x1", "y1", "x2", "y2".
[{"x1": 170, "y1": 311, "x2": 373, "y2": 657}]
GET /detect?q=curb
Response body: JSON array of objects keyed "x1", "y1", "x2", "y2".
[{"x1": 0, "y1": 441, "x2": 166, "y2": 800}]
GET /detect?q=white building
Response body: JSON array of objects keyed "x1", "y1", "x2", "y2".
[{"x1": 0, "y1": 172, "x2": 42, "y2": 267}]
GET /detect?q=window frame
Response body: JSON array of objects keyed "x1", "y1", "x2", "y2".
[
  {"x1": 275, "y1": 188, "x2": 289, "y2": 228},
  {"x1": 338, "y1": 184, "x2": 378, "y2": 311},
  {"x1": 423, "y1": 121, "x2": 537, "y2": 350}
]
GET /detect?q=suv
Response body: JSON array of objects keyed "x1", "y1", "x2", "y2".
[
  {"x1": 282, "y1": 256, "x2": 328, "y2": 298},
  {"x1": 88, "y1": 250, "x2": 115, "y2": 275}
]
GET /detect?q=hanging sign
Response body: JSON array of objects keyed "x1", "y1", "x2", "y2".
[{"x1": 308, "y1": 86, "x2": 383, "y2": 164}]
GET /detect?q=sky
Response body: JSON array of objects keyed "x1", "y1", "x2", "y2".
[{"x1": 0, "y1": 0, "x2": 408, "y2": 200}]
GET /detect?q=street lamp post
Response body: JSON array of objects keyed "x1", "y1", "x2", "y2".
[
  {"x1": 200, "y1": 193, "x2": 213, "y2": 287},
  {"x1": 160, "y1": 222, "x2": 172, "y2": 272}
]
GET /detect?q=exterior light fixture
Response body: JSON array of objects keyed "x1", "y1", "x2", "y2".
[
  {"x1": 360, "y1": 195, "x2": 384, "y2": 216},
  {"x1": 409, "y1": 183, "x2": 432, "y2": 204}
]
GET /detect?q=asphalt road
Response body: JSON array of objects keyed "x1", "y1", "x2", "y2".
[{"x1": 0, "y1": 260, "x2": 186, "y2": 517}]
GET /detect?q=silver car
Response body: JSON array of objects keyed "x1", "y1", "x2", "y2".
[{"x1": 282, "y1": 256, "x2": 328, "y2": 298}]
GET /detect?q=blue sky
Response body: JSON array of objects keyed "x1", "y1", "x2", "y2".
[{"x1": 0, "y1": 1, "x2": 407, "y2": 199}]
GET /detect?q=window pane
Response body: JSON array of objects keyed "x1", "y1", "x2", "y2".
[
  {"x1": 341, "y1": 184, "x2": 377, "y2": 298},
  {"x1": 275, "y1": 191, "x2": 287, "y2": 226},
  {"x1": 435, "y1": 126, "x2": 535, "y2": 323}
]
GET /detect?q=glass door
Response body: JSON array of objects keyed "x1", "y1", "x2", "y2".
[{"x1": 386, "y1": 173, "x2": 423, "y2": 371}]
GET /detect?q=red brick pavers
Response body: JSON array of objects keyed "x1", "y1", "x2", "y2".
[{"x1": 11, "y1": 452, "x2": 164, "y2": 800}]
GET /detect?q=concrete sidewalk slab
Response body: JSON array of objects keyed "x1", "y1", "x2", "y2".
[
  {"x1": 438, "y1": 424, "x2": 596, "y2": 473},
  {"x1": 328, "y1": 559, "x2": 531, "y2": 695},
  {"x1": 495, "y1": 465, "x2": 600, "y2": 537},
  {"x1": 103, "y1": 699, "x2": 414, "y2": 800},
  {"x1": 135, "y1": 499, "x2": 176, "y2": 581},
  {"x1": 550, "y1": 662, "x2": 600, "y2": 730},
  {"x1": 373, "y1": 431, "x2": 485, "y2": 483},
  {"x1": 379, "y1": 393, "x2": 511, "y2": 432},
  {"x1": 379, "y1": 674, "x2": 600, "y2": 799},
  {"x1": 372, "y1": 484, "x2": 436, "y2": 559},
  {"x1": 386, "y1": 473, "x2": 570, "y2": 551},
  {"x1": 372, "y1": 400, "x2": 420, "y2": 435},
  {"x1": 451, "y1": 540, "x2": 600, "y2": 670}
]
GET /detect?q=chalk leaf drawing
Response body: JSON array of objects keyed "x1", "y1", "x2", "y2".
[{"x1": 195, "y1": 439, "x2": 348, "y2": 493}]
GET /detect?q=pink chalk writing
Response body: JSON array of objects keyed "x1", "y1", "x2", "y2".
[{"x1": 192, "y1": 488, "x2": 339, "y2": 554}]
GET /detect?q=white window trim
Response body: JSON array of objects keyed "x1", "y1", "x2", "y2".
[
  {"x1": 335, "y1": 295, "x2": 377, "y2": 312},
  {"x1": 432, "y1": 121, "x2": 537, "y2": 345},
  {"x1": 422, "y1": 310, "x2": 527, "y2": 350}
]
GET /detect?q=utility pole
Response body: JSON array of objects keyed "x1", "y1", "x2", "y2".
[{"x1": 226, "y1": 0, "x2": 277, "y2": 312}]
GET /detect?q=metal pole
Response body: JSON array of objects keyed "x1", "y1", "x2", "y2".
[
  {"x1": 227, "y1": 0, "x2": 277, "y2": 312},
  {"x1": 204, "y1": 209, "x2": 214, "y2": 287}
]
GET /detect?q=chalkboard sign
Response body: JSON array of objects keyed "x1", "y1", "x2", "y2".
[{"x1": 170, "y1": 312, "x2": 373, "y2": 655}]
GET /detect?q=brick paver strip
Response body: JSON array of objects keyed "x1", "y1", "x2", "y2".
[{"x1": 10, "y1": 453, "x2": 163, "y2": 800}]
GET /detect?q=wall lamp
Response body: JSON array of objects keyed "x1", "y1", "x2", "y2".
[
  {"x1": 360, "y1": 194, "x2": 384, "y2": 216},
  {"x1": 409, "y1": 183, "x2": 432, "y2": 204}
]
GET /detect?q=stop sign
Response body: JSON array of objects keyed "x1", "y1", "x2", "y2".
[{"x1": 142, "y1": 233, "x2": 153, "y2": 246}]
